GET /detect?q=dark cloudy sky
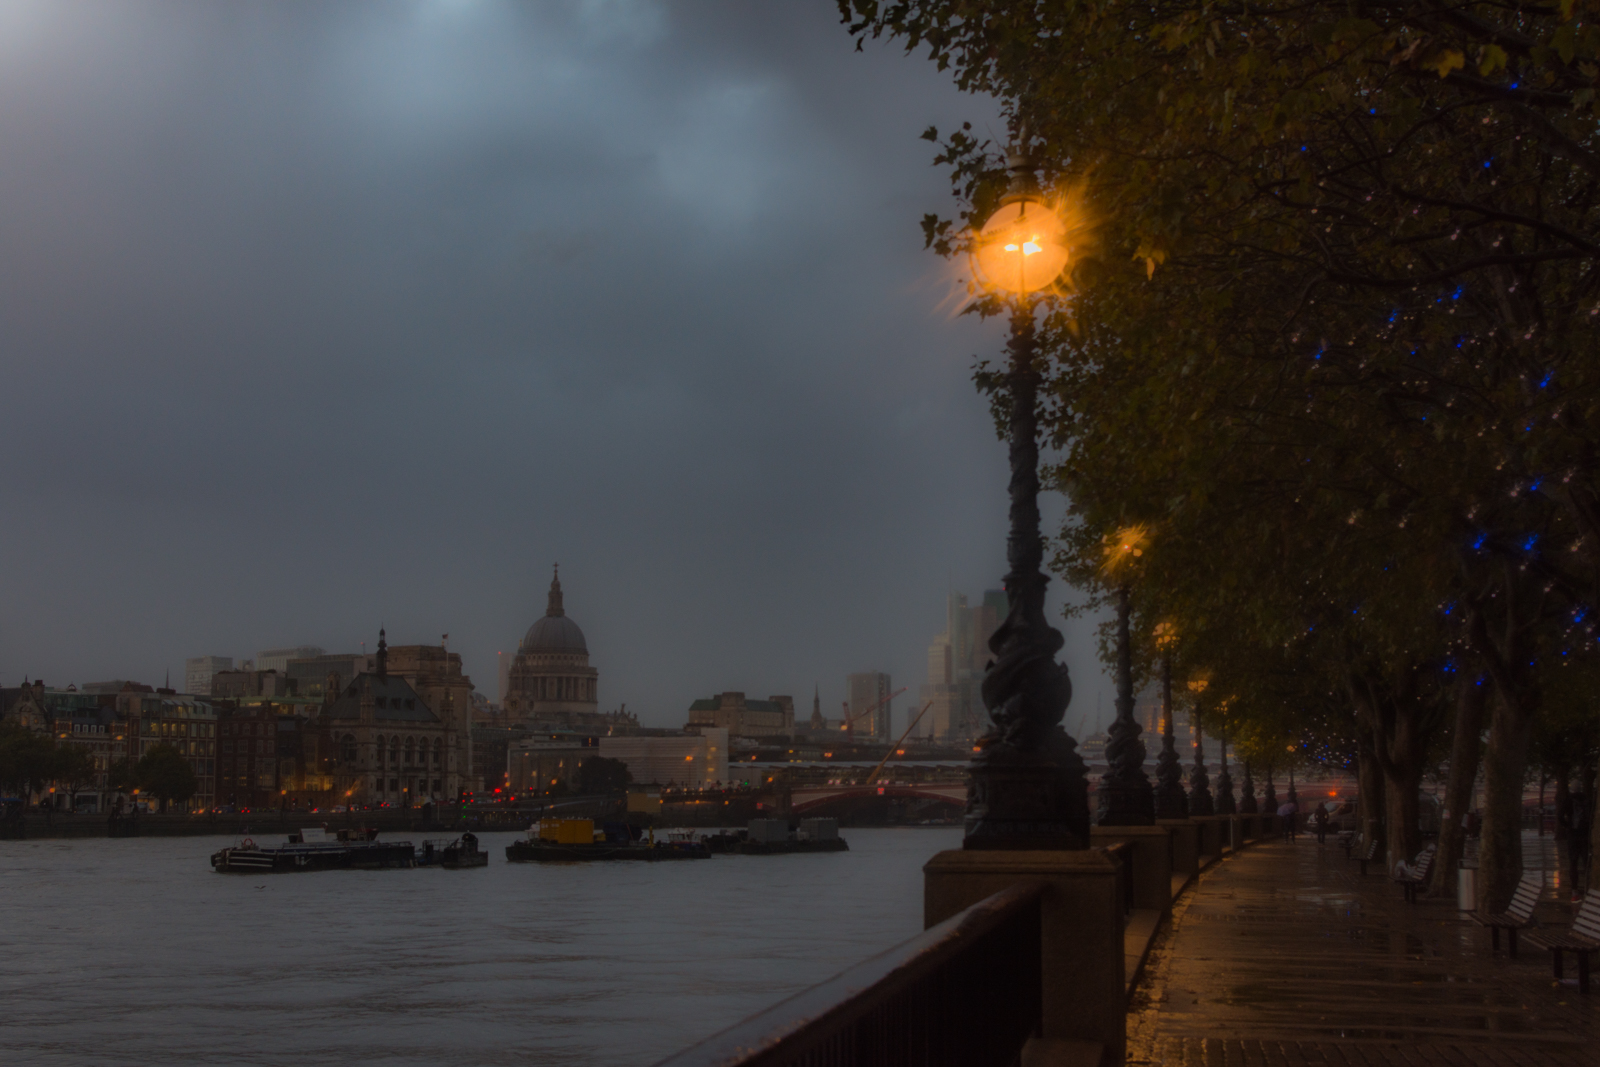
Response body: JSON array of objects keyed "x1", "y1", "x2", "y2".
[{"x1": 0, "y1": 0, "x2": 1115, "y2": 733}]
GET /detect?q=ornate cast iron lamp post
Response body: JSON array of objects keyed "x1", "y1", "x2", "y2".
[
  {"x1": 1186, "y1": 678, "x2": 1214, "y2": 816},
  {"x1": 1097, "y1": 533, "x2": 1155, "y2": 826},
  {"x1": 1263, "y1": 765, "x2": 1278, "y2": 811},
  {"x1": 961, "y1": 151, "x2": 1089, "y2": 850},
  {"x1": 1239, "y1": 761, "x2": 1258, "y2": 814},
  {"x1": 1152, "y1": 623, "x2": 1187, "y2": 820},
  {"x1": 1215, "y1": 719, "x2": 1236, "y2": 816}
]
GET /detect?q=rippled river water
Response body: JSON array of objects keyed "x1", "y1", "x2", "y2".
[{"x1": 1, "y1": 827, "x2": 961, "y2": 1066}]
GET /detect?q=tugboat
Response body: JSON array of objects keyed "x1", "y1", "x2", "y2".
[
  {"x1": 416, "y1": 831, "x2": 489, "y2": 869},
  {"x1": 506, "y1": 818, "x2": 710, "y2": 861},
  {"x1": 210, "y1": 826, "x2": 416, "y2": 873}
]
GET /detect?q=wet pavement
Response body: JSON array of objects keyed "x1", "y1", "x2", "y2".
[{"x1": 1128, "y1": 835, "x2": 1597, "y2": 1066}]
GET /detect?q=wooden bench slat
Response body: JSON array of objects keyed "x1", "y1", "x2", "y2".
[{"x1": 1526, "y1": 932, "x2": 1600, "y2": 951}]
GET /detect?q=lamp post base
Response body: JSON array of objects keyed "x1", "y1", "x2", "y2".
[
  {"x1": 1095, "y1": 779, "x2": 1156, "y2": 827},
  {"x1": 965, "y1": 739, "x2": 1089, "y2": 851}
]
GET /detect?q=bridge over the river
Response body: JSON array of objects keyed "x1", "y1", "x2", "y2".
[{"x1": 788, "y1": 781, "x2": 965, "y2": 815}]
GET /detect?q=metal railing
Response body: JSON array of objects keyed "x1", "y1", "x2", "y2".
[{"x1": 653, "y1": 881, "x2": 1044, "y2": 1067}]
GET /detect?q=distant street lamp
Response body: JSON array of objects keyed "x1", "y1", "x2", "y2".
[
  {"x1": 1186, "y1": 678, "x2": 1214, "y2": 816},
  {"x1": 962, "y1": 149, "x2": 1089, "y2": 850},
  {"x1": 1152, "y1": 623, "x2": 1187, "y2": 820},
  {"x1": 1215, "y1": 716, "x2": 1236, "y2": 816},
  {"x1": 1097, "y1": 528, "x2": 1154, "y2": 825}
]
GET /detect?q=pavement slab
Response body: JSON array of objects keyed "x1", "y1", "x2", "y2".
[{"x1": 1128, "y1": 836, "x2": 1597, "y2": 1066}]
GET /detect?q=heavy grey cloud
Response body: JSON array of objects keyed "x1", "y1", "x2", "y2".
[{"x1": 0, "y1": 0, "x2": 1116, "y2": 731}]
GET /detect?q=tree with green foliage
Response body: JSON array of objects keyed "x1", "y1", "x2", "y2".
[
  {"x1": 842, "y1": 0, "x2": 1600, "y2": 910},
  {"x1": 0, "y1": 720, "x2": 61, "y2": 803},
  {"x1": 578, "y1": 756, "x2": 633, "y2": 796},
  {"x1": 53, "y1": 746, "x2": 98, "y2": 810},
  {"x1": 134, "y1": 745, "x2": 198, "y2": 813}
]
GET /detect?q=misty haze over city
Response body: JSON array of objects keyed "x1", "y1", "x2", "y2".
[{"x1": 0, "y1": 0, "x2": 1116, "y2": 729}]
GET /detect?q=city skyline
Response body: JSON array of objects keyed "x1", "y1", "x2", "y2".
[{"x1": 0, "y1": 1, "x2": 1117, "y2": 731}]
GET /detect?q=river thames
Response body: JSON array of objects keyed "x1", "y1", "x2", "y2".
[{"x1": 0, "y1": 827, "x2": 961, "y2": 1066}]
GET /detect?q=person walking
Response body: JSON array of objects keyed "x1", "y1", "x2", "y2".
[
  {"x1": 1278, "y1": 800, "x2": 1298, "y2": 841},
  {"x1": 1312, "y1": 801, "x2": 1330, "y2": 844}
]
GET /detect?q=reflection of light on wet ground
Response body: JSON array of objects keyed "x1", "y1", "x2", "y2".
[{"x1": 1128, "y1": 832, "x2": 1595, "y2": 1065}]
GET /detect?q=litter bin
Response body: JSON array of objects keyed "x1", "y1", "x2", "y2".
[{"x1": 1457, "y1": 863, "x2": 1477, "y2": 911}]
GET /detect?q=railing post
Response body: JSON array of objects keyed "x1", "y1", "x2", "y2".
[{"x1": 924, "y1": 850, "x2": 1123, "y2": 1065}]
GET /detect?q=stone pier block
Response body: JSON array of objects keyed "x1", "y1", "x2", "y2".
[
  {"x1": 925, "y1": 849, "x2": 1123, "y2": 1065},
  {"x1": 1158, "y1": 818, "x2": 1199, "y2": 883},
  {"x1": 1090, "y1": 825, "x2": 1175, "y2": 912}
]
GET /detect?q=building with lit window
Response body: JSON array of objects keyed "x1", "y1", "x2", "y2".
[
  {"x1": 314, "y1": 631, "x2": 461, "y2": 806},
  {"x1": 598, "y1": 729, "x2": 727, "y2": 789},
  {"x1": 685, "y1": 692, "x2": 794, "y2": 738}
]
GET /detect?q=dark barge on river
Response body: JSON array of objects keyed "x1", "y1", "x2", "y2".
[
  {"x1": 211, "y1": 826, "x2": 416, "y2": 873},
  {"x1": 703, "y1": 818, "x2": 849, "y2": 855}
]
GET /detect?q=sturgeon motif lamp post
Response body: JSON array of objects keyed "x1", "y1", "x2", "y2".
[
  {"x1": 962, "y1": 151, "x2": 1090, "y2": 850},
  {"x1": 1215, "y1": 716, "x2": 1236, "y2": 816},
  {"x1": 1097, "y1": 530, "x2": 1155, "y2": 825},
  {"x1": 1152, "y1": 622, "x2": 1188, "y2": 820},
  {"x1": 1187, "y1": 678, "x2": 1214, "y2": 817}
]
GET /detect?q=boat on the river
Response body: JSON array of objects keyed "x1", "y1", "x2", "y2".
[
  {"x1": 704, "y1": 818, "x2": 849, "y2": 855},
  {"x1": 416, "y1": 832, "x2": 489, "y2": 869},
  {"x1": 210, "y1": 826, "x2": 416, "y2": 873},
  {"x1": 506, "y1": 819, "x2": 710, "y2": 862}
]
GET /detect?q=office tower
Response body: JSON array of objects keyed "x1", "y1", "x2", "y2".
[
  {"x1": 184, "y1": 656, "x2": 233, "y2": 697},
  {"x1": 847, "y1": 671, "x2": 893, "y2": 741},
  {"x1": 256, "y1": 646, "x2": 325, "y2": 674}
]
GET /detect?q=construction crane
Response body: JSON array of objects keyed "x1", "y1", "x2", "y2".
[
  {"x1": 841, "y1": 687, "x2": 907, "y2": 741},
  {"x1": 866, "y1": 700, "x2": 935, "y2": 785}
]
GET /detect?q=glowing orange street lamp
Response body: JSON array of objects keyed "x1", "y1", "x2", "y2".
[{"x1": 960, "y1": 147, "x2": 1087, "y2": 850}]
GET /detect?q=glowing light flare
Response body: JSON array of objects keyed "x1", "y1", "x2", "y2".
[
  {"x1": 972, "y1": 199, "x2": 1072, "y2": 295},
  {"x1": 1101, "y1": 523, "x2": 1151, "y2": 576}
]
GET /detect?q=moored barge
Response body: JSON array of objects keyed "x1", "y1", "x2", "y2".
[
  {"x1": 211, "y1": 827, "x2": 416, "y2": 873},
  {"x1": 705, "y1": 818, "x2": 849, "y2": 855},
  {"x1": 417, "y1": 832, "x2": 489, "y2": 869},
  {"x1": 506, "y1": 819, "x2": 710, "y2": 862}
]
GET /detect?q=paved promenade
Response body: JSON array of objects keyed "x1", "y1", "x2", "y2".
[{"x1": 1129, "y1": 836, "x2": 1597, "y2": 1066}]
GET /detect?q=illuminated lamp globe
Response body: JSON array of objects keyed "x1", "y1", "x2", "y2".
[{"x1": 973, "y1": 197, "x2": 1070, "y2": 296}]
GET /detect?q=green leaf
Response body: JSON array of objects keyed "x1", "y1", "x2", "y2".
[{"x1": 1426, "y1": 49, "x2": 1465, "y2": 78}]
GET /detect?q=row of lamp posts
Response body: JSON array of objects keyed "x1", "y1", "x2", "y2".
[{"x1": 960, "y1": 147, "x2": 1286, "y2": 849}]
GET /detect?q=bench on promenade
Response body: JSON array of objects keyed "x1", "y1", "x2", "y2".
[
  {"x1": 1343, "y1": 835, "x2": 1380, "y2": 875},
  {"x1": 1470, "y1": 871, "x2": 1542, "y2": 958},
  {"x1": 1392, "y1": 845, "x2": 1435, "y2": 903},
  {"x1": 1525, "y1": 889, "x2": 1600, "y2": 993}
]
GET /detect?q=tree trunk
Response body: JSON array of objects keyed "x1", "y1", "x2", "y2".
[
  {"x1": 1590, "y1": 786, "x2": 1600, "y2": 892},
  {"x1": 1478, "y1": 691, "x2": 1535, "y2": 912},
  {"x1": 1349, "y1": 673, "x2": 1439, "y2": 870},
  {"x1": 1553, "y1": 769, "x2": 1571, "y2": 842},
  {"x1": 1357, "y1": 734, "x2": 1386, "y2": 855},
  {"x1": 1430, "y1": 682, "x2": 1486, "y2": 897},
  {"x1": 1384, "y1": 760, "x2": 1424, "y2": 867}
]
